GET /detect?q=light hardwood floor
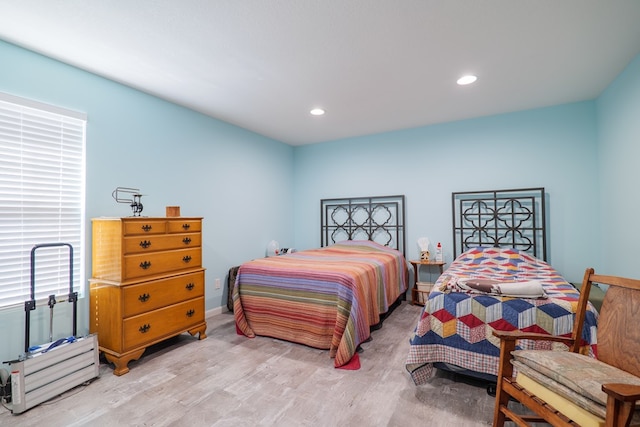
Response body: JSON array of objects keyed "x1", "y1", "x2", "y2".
[{"x1": 1, "y1": 302, "x2": 499, "y2": 426}]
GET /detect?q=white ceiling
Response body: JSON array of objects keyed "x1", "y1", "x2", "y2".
[{"x1": 1, "y1": 1, "x2": 639, "y2": 146}]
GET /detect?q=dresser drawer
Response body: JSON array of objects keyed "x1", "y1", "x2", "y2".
[
  {"x1": 123, "y1": 219, "x2": 167, "y2": 236},
  {"x1": 124, "y1": 248, "x2": 202, "y2": 280},
  {"x1": 123, "y1": 297, "x2": 205, "y2": 350},
  {"x1": 167, "y1": 219, "x2": 201, "y2": 234},
  {"x1": 124, "y1": 233, "x2": 201, "y2": 254},
  {"x1": 123, "y1": 270, "x2": 205, "y2": 317}
]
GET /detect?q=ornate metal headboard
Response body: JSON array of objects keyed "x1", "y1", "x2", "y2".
[
  {"x1": 321, "y1": 195, "x2": 406, "y2": 256},
  {"x1": 452, "y1": 187, "x2": 547, "y2": 260}
]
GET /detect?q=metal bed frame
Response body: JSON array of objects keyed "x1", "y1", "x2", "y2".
[
  {"x1": 435, "y1": 187, "x2": 548, "y2": 384},
  {"x1": 452, "y1": 187, "x2": 547, "y2": 261},
  {"x1": 320, "y1": 195, "x2": 406, "y2": 257}
]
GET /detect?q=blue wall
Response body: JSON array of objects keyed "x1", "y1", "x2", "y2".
[
  {"x1": 597, "y1": 54, "x2": 640, "y2": 278},
  {"x1": 0, "y1": 40, "x2": 294, "y2": 364},
  {"x1": 1, "y1": 35, "x2": 639, "y2": 367},
  {"x1": 294, "y1": 102, "x2": 600, "y2": 282}
]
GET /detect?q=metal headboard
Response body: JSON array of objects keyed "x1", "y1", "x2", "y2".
[
  {"x1": 321, "y1": 195, "x2": 406, "y2": 256},
  {"x1": 452, "y1": 188, "x2": 546, "y2": 261}
]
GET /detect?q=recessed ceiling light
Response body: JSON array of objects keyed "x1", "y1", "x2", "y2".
[
  {"x1": 457, "y1": 75, "x2": 478, "y2": 85},
  {"x1": 310, "y1": 108, "x2": 325, "y2": 116}
]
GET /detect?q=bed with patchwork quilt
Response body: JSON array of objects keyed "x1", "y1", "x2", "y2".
[
  {"x1": 405, "y1": 246, "x2": 598, "y2": 385},
  {"x1": 234, "y1": 240, "x2": 408, "y2": 368}
]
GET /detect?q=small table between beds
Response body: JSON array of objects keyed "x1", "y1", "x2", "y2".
[{"x1": 409, "y1": 260, "x2": 445, "y2": 305}]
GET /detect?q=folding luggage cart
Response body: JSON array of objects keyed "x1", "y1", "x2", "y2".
[{"x1": 8, "y1": 243, "x2": 100, "y2": 414}]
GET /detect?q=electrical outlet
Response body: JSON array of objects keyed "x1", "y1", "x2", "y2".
[{"x1": 215, "y1": 278, "x2": 221, "y2": 289}]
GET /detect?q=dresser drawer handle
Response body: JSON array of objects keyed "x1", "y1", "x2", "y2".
[
  {"x1": 182, "y1": 255, "x2": 192, "y2": 263},
  {"x1": 139, "y1": 261, "x2": 152, "y2": 270},
  {"x1": 186, "y1": 309, "x2": 195, "y2": 317},
  {"x1": 185, "y1": 283, "x2": 195, "y2": 291},
  {"x1": 182, "y1": 237, "x2": 192, "y2": 245},
  {"x1": 138, "y1": 293, "x2": 150, "y2": 302},
  {"x1": 139, "y1": 324, "x2": 151, "y2": 334},
  {"x1": 182, "y1": 223, "x2": 191, "y2": 230},
  {"x1": 141, "y1": 224, "x2": 152, "y2": 232},
  {"x1": 139, "y1": 240, "x2": 151, "y2": 249}
]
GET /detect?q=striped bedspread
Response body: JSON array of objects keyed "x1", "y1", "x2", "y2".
[
  {"x1": 233, "y1": 240, "x2": 408, "y2": 368},
  {"x1": 405, "y1": 247, "x2": 599, "y2": 385}
]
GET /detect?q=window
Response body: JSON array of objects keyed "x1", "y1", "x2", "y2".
[{"x1": 0, "y1": 92, "x2": 86, "y2": 309}]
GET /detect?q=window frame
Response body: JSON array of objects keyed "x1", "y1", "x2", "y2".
[{"x1": 0, "y1": 92, "x2": 87, "y2": 310}]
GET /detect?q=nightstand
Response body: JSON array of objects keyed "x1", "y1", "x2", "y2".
[{"x1": 409, "y1": 260, "x2": 445, "y2": 305}]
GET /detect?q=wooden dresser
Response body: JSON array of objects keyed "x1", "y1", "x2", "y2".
[{"x1": 89, "y1": 217, "x2": 207, "y2": 375}]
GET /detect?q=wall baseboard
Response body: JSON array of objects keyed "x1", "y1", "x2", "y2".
[{"x1": 206, "y1": 305, "x2": 228, "y2": 319}]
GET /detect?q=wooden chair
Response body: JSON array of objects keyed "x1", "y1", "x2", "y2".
[{"x1": 493, "y1": 268, "x2": 640, "y2": 427}]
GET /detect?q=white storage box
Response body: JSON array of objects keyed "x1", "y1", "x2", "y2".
[{"x1": 10, "y1": 335, "x2": 99, "y2": 414}]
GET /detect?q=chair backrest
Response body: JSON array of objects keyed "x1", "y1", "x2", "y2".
[
  {"x1": 566, "y1": 268, "x2": 597, "y2": 354},
  {"x1": 584, "y1": 270, "x2": 640, "y2": 377}
]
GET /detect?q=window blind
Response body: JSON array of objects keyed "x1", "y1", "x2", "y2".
[{"x1": 0, "y1": 93, "x2": 86, "y2": 308}]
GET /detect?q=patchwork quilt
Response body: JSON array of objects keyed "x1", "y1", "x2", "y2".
[
  {"x1": 405, "y1": 247, "x2": 598, "y2": 385},
  {"x1": 234, "y1": 240, "x2": 408, "y2": 368}
]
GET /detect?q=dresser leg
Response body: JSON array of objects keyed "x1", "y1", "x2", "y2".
[
  {"x1": 104, "y1": 349, "x2": 146, "y2": 376},
  {"x1": 188, "y1": 322, "x2": 207, "y2": 340}
]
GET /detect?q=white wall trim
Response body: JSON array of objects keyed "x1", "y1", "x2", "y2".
[
  {"x1": 0, "y1": 91, "x2": 87, "y2": 120},
  {"x1": 206, "y1": 305, "x2": 228, "y2": 319}
]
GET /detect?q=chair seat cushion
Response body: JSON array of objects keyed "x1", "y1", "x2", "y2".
[
  {"x1": 512, "y1": 350, "x2": 640, "y2": 406},
  {"x1": 516, "y1": 372, "x2": 607, "y2": 427},
  {"x1": 514, "y1": 360, "x2": 608, "y2": 418}
]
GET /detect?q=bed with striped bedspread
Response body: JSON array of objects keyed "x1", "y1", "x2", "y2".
[{"x1": 233, "y1": 240, "x2": 408, "y2": 368}]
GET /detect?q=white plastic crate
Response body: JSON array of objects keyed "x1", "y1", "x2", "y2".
[{"x1": 10, "y1": 335, "x2": 99, "y2": 414}]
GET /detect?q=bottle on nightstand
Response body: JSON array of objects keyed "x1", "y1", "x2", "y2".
[{"x1": 435, "y1": 242, "x2": 443, "y2": 262}]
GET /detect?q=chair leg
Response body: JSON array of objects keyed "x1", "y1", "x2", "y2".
[
  {"x1": 493, "y1": 337, "x2": 518, "y2": 427},
  {"x1": 606, "y1": 396, "x2": 635, "y2": 427},
  {"x1": 492, "y1": 378, "x2": 513, "y2": 427}
]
